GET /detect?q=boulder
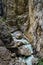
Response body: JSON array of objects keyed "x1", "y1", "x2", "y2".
[
  {"x1": 11, "y1": 31, "x2": 23, "y2": 39},
  {"x1": 10, "y1": 41, "x2": 24, "y2": 48},
  {"x1": 0, "y1": 47, "x2": 11, "y2": 65},
  {"x1": 18, "y1": 45, "x2": 32, "y2": 56}
]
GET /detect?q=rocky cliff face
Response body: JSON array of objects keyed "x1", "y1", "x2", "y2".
[
  {"x1": 0, "y1": 0, "x2": 43, "y2": 65},
  {"x1": 3, "y1": 0, "x2": 29, "y2": 32}
]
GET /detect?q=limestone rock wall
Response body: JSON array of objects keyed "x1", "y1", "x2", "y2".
[
  {"x1": 3, "y1": 0, "x2": 29, "y2": 32},
  {"x1": 1, "y1": 0, "x2": 43, "y2": 59}
]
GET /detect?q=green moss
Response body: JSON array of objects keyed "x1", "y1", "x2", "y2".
[{"x1": 38, "y1": 59, "x2": 43, "y2": 65}]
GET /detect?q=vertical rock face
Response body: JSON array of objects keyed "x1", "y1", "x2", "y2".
[
  {"x1": 33, "y1": 0, "x2": 43, "y2": 52},
  {"x1": 16, "y1": 0, "x2": 25, "y2": 15},
  {"x1": 7, "y1": 0, "x2": 16, "y2": 20},
  {"x1": 16, "y1": 0, "x2": 29, "y2": 32},
  {"x1": 2, "y1": 0, "x2": 43, "y2": 48},
  {"x1": 5, "y1": 0, "x2": 29, "y2": 32},
  {"x1": 0, "y1": 0, "x2": 43, "y2": 64}
]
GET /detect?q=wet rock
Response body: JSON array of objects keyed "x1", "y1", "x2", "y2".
[
  {"x1": 11, "y1": 31, "x2": 29, "y2": 45},
  {"x1": 8, "y1": 35, "x2": 29, "y2": 49},
  {"x1": 10, "y1": 41, "x2": 24, "y2": 48},
  {"x1": 18, "y1": 45, "x2": 32, "y2": 56},
  {"x1": 11, "y1": 31, "x2": 23, "y2": 39},
  {"x1": 14, "y1": 57, "x2": 26, "y2": 65}
]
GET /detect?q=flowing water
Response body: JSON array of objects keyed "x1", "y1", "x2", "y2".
[
  {"x1": 24, "y1": 55, "x2": 34, "y2": 65},
  {"x1": 11, "y1": 32, "x2": 35, "y2": 65}
]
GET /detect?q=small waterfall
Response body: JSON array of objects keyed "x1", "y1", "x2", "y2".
[
  {"x1": 11, "y1": 32, "x2": 35, "y2": 65},
  {"x1": 24, "y1": 45, "x2": 33, "y2": 54},
  {"x1": 24, "y1": 55, "x2": 34, "y2": 65}
]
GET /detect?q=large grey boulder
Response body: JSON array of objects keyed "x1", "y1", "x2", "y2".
[{"x1": 0, "y1": 47, "x2": 11, "y2": 65}]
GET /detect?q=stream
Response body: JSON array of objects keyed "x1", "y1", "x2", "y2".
[{"x1": 11, "y1": 31, "x2": 36, "y2": 65}]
